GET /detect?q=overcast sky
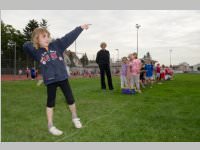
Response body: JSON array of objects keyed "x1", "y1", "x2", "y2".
[{"x1": 1, "y1": 10, "x2": 200, "y2": 66}]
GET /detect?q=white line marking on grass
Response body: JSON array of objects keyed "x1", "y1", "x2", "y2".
[{"x1": 56, "y1": 102, "x2": 129, "y2": 142}]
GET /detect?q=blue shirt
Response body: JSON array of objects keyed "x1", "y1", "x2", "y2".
[
  {"x1": 31, "y1": 68, "x2": 35, "y2": 76},
  {"x1": 23, "y1": 27, "x2": 83, "y2": 85},
  {"x1": 145, "y1": 64, "x2": 154, "y2": 77}
]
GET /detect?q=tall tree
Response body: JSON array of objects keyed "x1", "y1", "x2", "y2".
[
  {"x1": 143, "y1": 52, "x2": 152, "y2": 60},
  {"x1": 40, "y1": 19, "x2": 48, "y2": 28},
  {"x1": 146, "y1": 52, "x2": 152, "y2": 59},
  {"x1": 23, "y1": 18, "x2": 48, "y2": 41},
  {"x1": 23, "y1": 19, "x2": 39, "y2": 41}
]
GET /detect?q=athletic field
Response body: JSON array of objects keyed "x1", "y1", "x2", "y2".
[{"x1": 1, "y1": 74, "x2": 200, "y2": 142}]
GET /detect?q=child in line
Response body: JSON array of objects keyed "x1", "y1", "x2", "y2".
[
  {"x1": 140, "y1": 62, "x2": 146, "y2": 88},
  {"x1": 169, "y1": 67, "x2": 174, "y2": 80},
  {"x1": 23, "y1": 24, "x2": 90, "y2": 136},
  {"x1": 156, "y1": 63, "x2": 161, "y2": 81},
  {"x1": 127, "y1": 55, "x2": 132, "y2": 89},
  {"x1": 129, "y1": 53, "x2": 142, "y2": 93},
  {"x1": 120, "y1": 57, "x2": 128, "y2": 88},
  {"x1": 165, "y1": 66, "x2": 173, "y2": 80},
  {"x1": 26, "y1": 67, "x2": 30, "y2": 79},
  {"x1": 31, "y1": 67, "x2": 36, "y2": 80},
  {"x1": 145, "y1": 60, "x2": 154, "y2": 88},
  {"x1": 152, "y1": 62, "x2": 156, "y2": 81},
  {"x1": 160, "y1": 64, "x2": 166, "y2": 81},
  {"x1": 35, "y1": 69, "x2": 38, "y2": 79}
]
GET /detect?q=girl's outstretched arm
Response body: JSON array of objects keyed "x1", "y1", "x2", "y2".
[{"x1": 53, "y1": 24, "x2": 90, "y2": 53}]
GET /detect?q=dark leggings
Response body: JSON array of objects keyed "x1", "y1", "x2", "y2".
[
  {"x1": 46, "y1": 79, "x2": 75, "y2": 107},
  {"x1": 99, "y1": 64, "x2": 114, "y2": 90}
]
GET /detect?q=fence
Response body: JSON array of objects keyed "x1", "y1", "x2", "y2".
[{"x1": 1, "y1": 56, "x2": 40, "y2": 73}]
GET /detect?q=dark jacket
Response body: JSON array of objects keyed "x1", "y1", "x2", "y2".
[
  {"x1": 23, "y1": 26, "x2": 83, "y2": 85},
  {"x1": 96, "y1": 49, "x2": 110, "y2": 65}
]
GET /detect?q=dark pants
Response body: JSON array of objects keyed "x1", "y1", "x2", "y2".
[
  {"x1": 31, "y1": 74, "x2": 35, "y2": 79},
  {"x1": 47, "y1": 79, "x2": 75, "y2": 107},
  {"x1": 99, "y1": 64, "x2": 114, "y2": 90}
]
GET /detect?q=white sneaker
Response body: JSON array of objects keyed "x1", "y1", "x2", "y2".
[
  {"x1": 49, "y1": 126, "x2": 63, "y2": 136},
  {"x1": 37, "y1": 79, "x2": 43, "y2": 86},
  {"x1": 72, "y1": 118, "x2": 82, "y2": 128}
]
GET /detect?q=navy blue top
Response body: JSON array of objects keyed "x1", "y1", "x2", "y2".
[
  {"x1": 31, "y1": 68, "x2": 35, "y2": 76},
  {"x1": 96, "y1": 49, "x2": 110, "y2": 65},
  {"x1": 23, "y1": 26, "x2": 83, "y2": 85}
]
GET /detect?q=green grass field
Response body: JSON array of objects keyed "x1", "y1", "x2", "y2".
[{"x1": 1, "y1": 74, "x2": 200, "y2": 142}]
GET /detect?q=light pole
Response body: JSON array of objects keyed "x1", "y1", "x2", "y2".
[
  {"x1": 169, "y1": 49, "x2": 172, "y2": 66},
  {"x1": 115, "y1": 49, "x2": 119, "y2": 61},
  {"x1": 8, "y1": 40, "x2": 16, "y2": 76},
  {"x1": 136, "y1": 24, "x2": 141, "y2": 57}
]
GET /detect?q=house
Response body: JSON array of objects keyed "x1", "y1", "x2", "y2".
[
  {"x1": 141, "y1": 58, "x2": 157, "y2": 65},
  {"x1": 142, "y1": 52, "x2": 157, "y2": 65},
  {"x1": 85, "y1": 62, "x2": 99, "y2": 74},
  {"x1": 63, "y1": 50, "x2": 82, "y2": 67},
  {"x1": 172, "y1": 62, "x2": 191, "y2": 72},
  {"x1": 193, "y1": 63, "x2": 200, "y2": 72}
]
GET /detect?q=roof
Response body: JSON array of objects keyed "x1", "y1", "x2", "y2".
[{"x1": 178, "y1": 62, "x2": 190, "y2": 66}]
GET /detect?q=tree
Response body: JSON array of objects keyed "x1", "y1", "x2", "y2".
[
  {"x1": 146, "y1": 52, "x2": 152, "y2": 59},
  {"x1": 143, "y1": 51, "x2": 152, "y2": 60},
  {"x1": 23, "y1": 19, "x2": 48, "y2": 41},
  {"x1": 68, "y1": 52, "x2": 76, "y2": 67},
  {"x1": 23, "y1": 19, "x2": 39, "y2": 41},
  {"x1": 40, "y1": 19, "x2": 48, "y2": 28},
  {"x1": 80, "y1": 53, "x2": 89, "y2": 67},
  {"x1": 1, "y1": 21, "x2": 26, "y2": 73}
]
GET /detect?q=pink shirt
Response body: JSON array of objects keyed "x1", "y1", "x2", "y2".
[{"x1": 129, "y1": 59, "x2": 141, "y2": 75}]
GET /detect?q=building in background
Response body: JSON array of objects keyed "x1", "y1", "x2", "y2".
[
  {"x1": 172, "y1": 62, "x2": 191, "y2": 73},
  {"x1": 193, "y1": 63, "x2": 200, "y2": 72}
]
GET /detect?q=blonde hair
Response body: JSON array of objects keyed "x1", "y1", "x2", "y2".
[
  {"x1": 31, "y1": 27, "x2": 50, "y2": 49},
  {"x1": 100, "y1": 42, "x2": 107, "y2": 49}
]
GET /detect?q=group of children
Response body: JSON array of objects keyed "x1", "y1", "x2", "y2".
[
  {"x1": 120, "y1": 53, "x2": 174, "y2": 93},
  {"x1": 120, "y1": 52, "x2": 142, "y2": 93}
]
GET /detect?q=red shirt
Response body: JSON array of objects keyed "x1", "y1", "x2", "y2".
[
  {"x1": 165, "y1": 68, "x2": 170, "y2": 74},
  {"x1": 156, "y1": 66, "x2": 161, "y2": 73}
]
